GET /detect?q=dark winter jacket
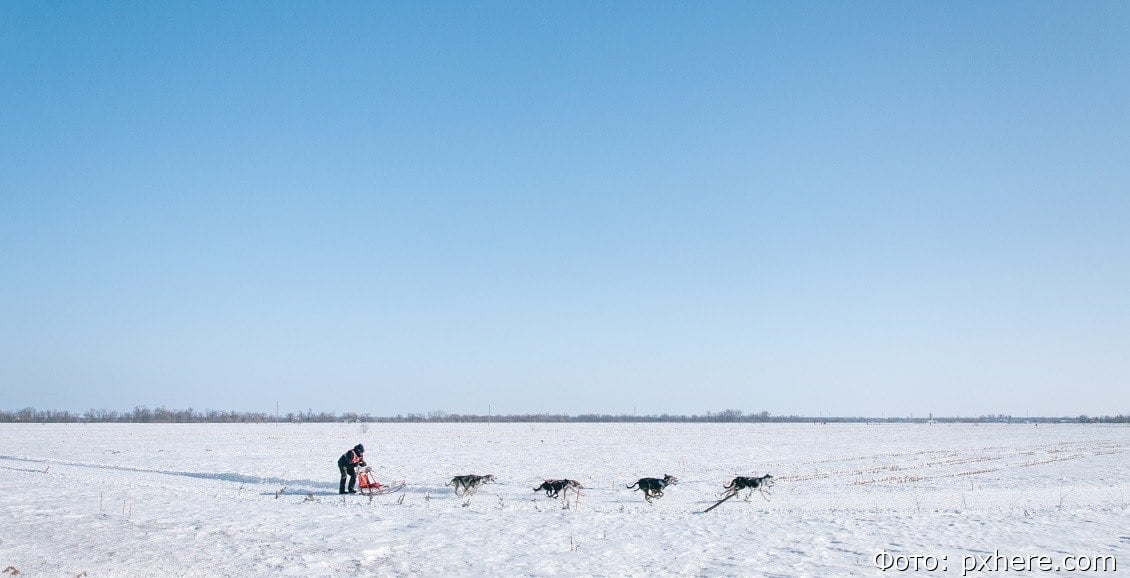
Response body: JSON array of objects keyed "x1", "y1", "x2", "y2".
[{"x1": 338, "y1": 448, "x2": 365, "y2": 468}]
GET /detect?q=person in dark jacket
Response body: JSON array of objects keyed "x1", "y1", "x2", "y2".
[{"x1": 337, "y1": 443, "x2": 366, "y2": 494}]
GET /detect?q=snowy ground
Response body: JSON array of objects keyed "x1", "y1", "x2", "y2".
[{"x1": 1, "y1": 423, "x2": 1127, "y2": 576}]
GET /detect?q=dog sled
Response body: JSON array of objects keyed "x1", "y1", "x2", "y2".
[{"x1": 357, "y1": 467, "x2": 405, "y2": 496}]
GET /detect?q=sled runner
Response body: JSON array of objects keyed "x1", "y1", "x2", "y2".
[{"x1": 357, "y1": 467, "x2": 405, "y2": 496}]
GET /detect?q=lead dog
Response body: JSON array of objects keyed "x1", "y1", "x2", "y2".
[
  {"x1": 534, "y1": 479, "x2": 583, "y2": 499},
  {"x1": 447, "y1": 474, "x2": 496, "y2": 497},
  {"x1": 626, "y1": 474, "x2": 677, "y2": 502},
  {"x1": 722, "y1": 474, "x2": 774, "y2": 501}
]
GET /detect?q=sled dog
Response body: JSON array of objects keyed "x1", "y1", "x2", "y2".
[
  {"x1": 626, "y1": 474, "x2": 678, "y2": 502},
  {"x1": 446, "y1": 474, "x2": 496, "y2": 497},
  {"x1": 534, "y1": 479, "x2": 583, "y2": 498},
  {"x1": 722, "y1": 474, "x2": 774, "y2": 500}
]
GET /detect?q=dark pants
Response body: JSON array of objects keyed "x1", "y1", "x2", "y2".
[{"x1": 339, "y1": 464, "x2": 357, "y2": 493}]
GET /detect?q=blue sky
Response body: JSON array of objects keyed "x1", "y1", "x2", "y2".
[{"x1": 2, "y1": 2, "x2": 1128, "y2": 417}]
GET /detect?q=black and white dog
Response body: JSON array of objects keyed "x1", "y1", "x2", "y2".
[
  {"x1": 446, "y1": 474, "x2": 496, "y2": 497},
  {"x1": 626, "y1": 474, "x2": 678, "y2": 502},
  {"x1": 722, "y1": 474, "x2": 774, "y2": 501},
  {"x1": 534, "y1": 479, "x2": 583, "y2": 499}
]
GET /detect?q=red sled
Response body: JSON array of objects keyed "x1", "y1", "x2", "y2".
[{"x1": 357, "y1": 467, "x2": 405, "y2": 496}]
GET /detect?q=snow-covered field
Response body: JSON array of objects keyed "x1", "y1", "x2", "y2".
[{"x1": 1, "y1": 423, "x2": 1126, "y2": 576}]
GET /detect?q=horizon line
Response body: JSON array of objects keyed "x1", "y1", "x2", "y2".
[{"x1": 1, "y1": 406, "x2": 1126, "y2": 424}]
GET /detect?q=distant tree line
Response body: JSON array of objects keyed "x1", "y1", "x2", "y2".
[{"x1": 0, "y1": 406, "x2": 1127, "y2": 424}]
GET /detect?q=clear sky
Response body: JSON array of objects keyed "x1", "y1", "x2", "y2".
[{"x1": 2, "y1": 2, "x2": 1128, "y2": 417}]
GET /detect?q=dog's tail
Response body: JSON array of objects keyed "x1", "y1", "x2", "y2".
[
  {"x1": 626, "y1": 482, "x2": 639, "y2": 490},
  {"x1": 722, "y1": 478, "x2": 738, "y2": 490}
]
